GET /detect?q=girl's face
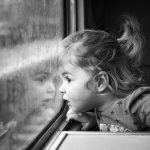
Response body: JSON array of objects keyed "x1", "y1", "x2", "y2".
[
  {"x1": 59, "y1": 63, "x2": 99, "y2": 113},
  {"x1": 6, "y1": 68, "x2": 57, "y2": 122},
  {"x1": 24, "y1": 70, "x2": 56, "y2": 113}
]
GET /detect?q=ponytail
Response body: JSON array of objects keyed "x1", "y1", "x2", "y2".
[{"x1": 117, "y1": 15, "x2": 144, "y2": 66}]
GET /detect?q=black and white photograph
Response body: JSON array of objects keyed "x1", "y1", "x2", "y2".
[{"x1": 0, "y1": 0, "x2": 150, "y2": 150}]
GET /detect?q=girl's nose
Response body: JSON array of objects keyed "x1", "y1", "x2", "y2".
[
  {"x1": 47, "y1": 82, "x2": 55, "y2": 94},
  {"x1": 59, "y1": 83, "x2": 66, "y2": 94}
]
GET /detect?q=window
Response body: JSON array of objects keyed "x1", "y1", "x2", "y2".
[{"x1": 0, "y1": 0, "x2": 63, "y2": 149}]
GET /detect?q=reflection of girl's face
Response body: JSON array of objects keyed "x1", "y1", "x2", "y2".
[{"x1": 24, "y1": 70, "x2": 56, "y2": 113}]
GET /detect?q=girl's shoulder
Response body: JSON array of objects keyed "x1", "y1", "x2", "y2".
[
  {"x1": 125, "y1": 86, "x2": 150, "y2": 109},
  {"x1": 129, "y1": 86, "x2": 150, "y2": 100}
]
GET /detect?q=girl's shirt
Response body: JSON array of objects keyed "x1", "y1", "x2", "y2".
[{"x1": 95, "y1": 87, "x2": 150, "y2": 132}]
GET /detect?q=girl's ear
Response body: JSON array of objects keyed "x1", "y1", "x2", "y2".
[{"x1": 95, "y1": 71, "x2": 109, "y2": 93}]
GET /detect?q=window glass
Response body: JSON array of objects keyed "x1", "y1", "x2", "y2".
[{"x1": 0, "y1": 0, "x2": 63, "y2": 149}]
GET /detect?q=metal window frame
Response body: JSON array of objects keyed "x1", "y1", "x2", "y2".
[{"x1": 64, "y1": 0, "x2": 85, "y2": 35}]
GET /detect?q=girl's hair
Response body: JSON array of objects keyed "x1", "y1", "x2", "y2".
[{"x1": 59, "y1": 15, "x2": 145, "y2": 98}]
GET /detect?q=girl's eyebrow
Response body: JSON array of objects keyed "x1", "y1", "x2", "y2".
[{"x1": 61, "y1": 71, "x2": 71, "y2": 76}]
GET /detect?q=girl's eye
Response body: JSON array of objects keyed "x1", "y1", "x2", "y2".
[
  {"x1": 35, "y1": 74, "x2": 48, "y2": 83},
  {"x1": 65, "y1": 76, "x2": 71, "y2": 82},
  {"x1": 37, "y1": 77, "x2": 45, "y2": 82}
]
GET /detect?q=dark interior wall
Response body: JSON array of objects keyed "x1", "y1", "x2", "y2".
[{"x1": 84, "y1": 0, "x2": 150, "y2": 83}]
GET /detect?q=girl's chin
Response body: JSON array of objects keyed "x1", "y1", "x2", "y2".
[
  {"x1": 70, "y1": 107, "x2": 85, "y2": 113},
  {"x1": 67, "y1": 102, "x2": 88, "y2": 113},
  {"x1": 67, "y1": 105, "x2": 78, "y2": 112}
]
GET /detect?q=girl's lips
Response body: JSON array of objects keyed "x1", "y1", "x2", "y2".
[
  {"x1": 67, "y1": 101, "x2": 71, "y2": 108},
  {"x1": 43, "y1": 99, "x2": 51, "y2": 103},
  {"x1": 42, "y1": 98, "x2": 52, "y2": 107},
  {"x1": 63, "y1": 99, "x2": 72, "y2": 108}
]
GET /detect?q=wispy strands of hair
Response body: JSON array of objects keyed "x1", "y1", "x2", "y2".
[{"x1": 117, "y1": 15, "x2": 144, "y2": 66}]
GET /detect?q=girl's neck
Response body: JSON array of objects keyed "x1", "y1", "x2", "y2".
[{"x1": 96, "y1": 93, "x2": 120, "y2": 112}]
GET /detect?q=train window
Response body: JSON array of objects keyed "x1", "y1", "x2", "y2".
[{"x1": 0, "y1": 0, "x2": 64, "y2": 150}]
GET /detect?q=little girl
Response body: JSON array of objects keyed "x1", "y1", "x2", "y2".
[{"x1": 57, "y1": 15, "x2": 150, "y2": 132}]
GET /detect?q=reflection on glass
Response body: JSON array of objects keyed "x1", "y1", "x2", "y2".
[
  {"x1": 0, "y1": 0, "x2": 63, "y2": 149},
  {"x1": 0, "y1": 41, "x2": 63, "y2": 150}
]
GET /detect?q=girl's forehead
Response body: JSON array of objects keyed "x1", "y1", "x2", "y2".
[
  {"x1": 59, "y1": 54, "x2": 76, "y2": 69},
  {"x1": 63, "y1": 51, "x2": 76, "y2": 61},
  {"x1": 60, "y1": 62, "x2": 92, "y2": 78},
  {"x1": 59, "y1": 62, "x2": 76, "y2": 74},
  {"x1": 27, "y1": 61, "x2": 56, "y2": 78}
]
